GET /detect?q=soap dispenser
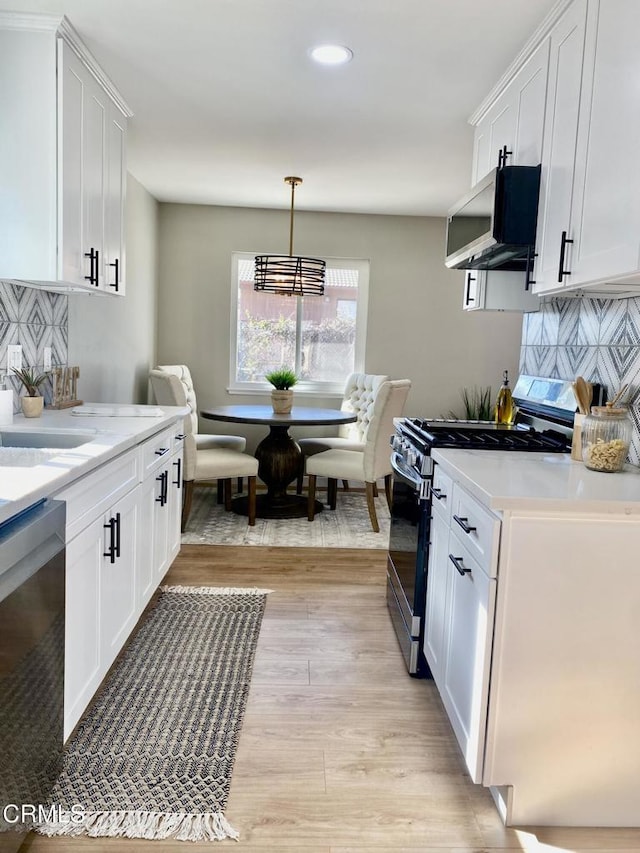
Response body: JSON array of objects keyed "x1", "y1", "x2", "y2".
[{"x1": 494, "y1": 369, "x2": 514, "y2": 425}]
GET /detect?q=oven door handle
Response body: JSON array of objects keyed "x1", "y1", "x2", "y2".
[{"x1": 391, "y1": 452, "x2": 429, "y2": 500}]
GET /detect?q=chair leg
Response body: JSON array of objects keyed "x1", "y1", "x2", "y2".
[
  {"x1": 237, "y1": 476, "x2": 243, "y2": 494},
  {"x1": 247, "y1": 476, "x2": 256, "y2": 526},
  {"x1": 365, "y1": 482, "x2": 380, "y2": 533},
  {"x1": 224, "y1": 479, "x2": 232, "y2": 511},
  {"x1": 373, "y1": 482, "x2": 379, "y2": 497},
  {"x1": 328, "y1": 478, "x2": 338, "y2": 510},
  {"x1": 181, "y1": 480, "x2": 194, "y2": 532},
  {"x1": 342, "y1": 479, "x2": 350, "y2": 491},
  {"x1": 217, "y1": 479, "x2": 224, "y2": 504},
  {"x1": 384, "y1": 473, "x2": 393, "y2": 510},
  {"x1": 307, "y1": 475, "x2": 317, "y2": 521}
]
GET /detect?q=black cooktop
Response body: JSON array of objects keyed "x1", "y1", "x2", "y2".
[{"x1": 403, "y1": 417, "x2": 570, "y2": 452}]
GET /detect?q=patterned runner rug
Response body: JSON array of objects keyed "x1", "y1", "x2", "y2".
[
  {"x1": 182, "y1": 484, "x2": 390, "y2": 548},
  {"x1": 38, "y1": 586, "x2": 269, "y2": 842}
]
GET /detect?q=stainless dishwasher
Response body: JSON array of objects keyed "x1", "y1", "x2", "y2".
[{"x1": 0, "y1": 499, "x2": 65, "y2": 852}]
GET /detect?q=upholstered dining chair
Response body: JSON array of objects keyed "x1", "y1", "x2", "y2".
[
  {"x1": 306, "y1": 379, "x2": 411, "y2": 532},
  {"x1": 149, "y1": 365, "x2": 256, "y2": 529},
  {"x1": 296, "y1": 372, "x2": 389, "y2": 494}
]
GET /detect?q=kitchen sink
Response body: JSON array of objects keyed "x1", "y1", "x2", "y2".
[{"x1": 0, "y1": 429, "x2": 96, "y2": 449}]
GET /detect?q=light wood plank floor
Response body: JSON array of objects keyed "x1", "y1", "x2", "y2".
[{"x1": 23, "y1": 545, "x2": 640, "y2": 852}]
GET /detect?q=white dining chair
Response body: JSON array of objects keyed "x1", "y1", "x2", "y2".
[
  {"x1": 306, "y1": 379, "x2": 411, "y2": 532},
  {"x1": 149, "y1": 365, "x2": 255, "y2": 529},
  {"x1": 296, "y1": 372, "x2": 389, "y2": 494}
]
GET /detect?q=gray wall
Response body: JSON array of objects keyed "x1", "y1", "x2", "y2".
[
  {"x1": 157, "y1": 203, "x2": 523, "y2": 450},
  {"x1": 67, "y1": 174, "x2": 158, "y2": 404}
]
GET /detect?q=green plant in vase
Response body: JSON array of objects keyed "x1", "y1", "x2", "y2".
[
  {"x1": 265, "y1": 368, "x2": 298, "y2": 414},
  {"x1": 13, "y1": 366, "x2": 49, "y2": 418}
]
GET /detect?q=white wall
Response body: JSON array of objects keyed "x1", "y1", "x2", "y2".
[
  {"x1": 157, "y1": 203, "x2": 523, "y2": 449},
  {"x1": 68, "y1": 174, "x2": 158, "y2": 403}
]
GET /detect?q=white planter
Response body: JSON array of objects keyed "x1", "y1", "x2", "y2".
[
  {"x1": 271, "y1": 390, "x2": 293, "y2": 414},
  {"x1": 21, "y1": 396, "x2": 44, "y2": 418}
]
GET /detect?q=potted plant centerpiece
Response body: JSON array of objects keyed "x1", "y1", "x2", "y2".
[
  {"x1": 265, "y1": 368, "x2": 297, "y2": 414},
  {"x1": 13, "y1": 367, "x2": 49, "y2": 418}
]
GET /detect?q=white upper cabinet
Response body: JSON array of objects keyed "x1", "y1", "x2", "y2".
[
  {"x1": 532, "y1": 0, "x2": 589, "y2": 294},
  {"x1": 0, "y1": 13, "x2": 131, "y2": 293},
  {"x1": 462, "y1": 269, "x2": 540, "y2": 312},
  {"x1": 522, "y1": 0, "x2": 640, "y2": 297},
  {"x1": 471, "y1": 37, "x2": 550, "y2": 185},
  {"x1": 564, "y1": 0, "x2": 640, "y2": 292}
]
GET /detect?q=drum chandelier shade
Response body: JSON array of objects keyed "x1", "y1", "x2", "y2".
[{"x1": 254, "y1": 176, "x2": 325, "y2": 296}]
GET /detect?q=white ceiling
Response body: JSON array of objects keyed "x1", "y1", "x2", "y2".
[{"x1": 3, "y1": 0, "x2": 558, "y2": 215}]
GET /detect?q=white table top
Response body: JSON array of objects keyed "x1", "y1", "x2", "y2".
[{"x1": 431, "y1": 448, "x2": 640, "y2": 515}]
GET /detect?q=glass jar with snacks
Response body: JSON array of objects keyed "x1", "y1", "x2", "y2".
[{"x1": 581, "y1": 406, "x2": 632, "y2": 472}]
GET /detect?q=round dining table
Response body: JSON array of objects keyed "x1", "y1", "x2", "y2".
[{"x1": 200, "y1": 405, "x2": 357, "y2": 519}]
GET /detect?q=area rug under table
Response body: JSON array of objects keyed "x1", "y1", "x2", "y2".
[
  {"x1": 183, "y1": 484, "x2": 390, "y2": 548},
  {"x1": 38, "y1": 585, "x2": 269, "y2": 842}
]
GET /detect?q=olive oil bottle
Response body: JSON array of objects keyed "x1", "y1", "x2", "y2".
[{"x1": 494, "y1": 369, "x2": 514, "y2": 425}]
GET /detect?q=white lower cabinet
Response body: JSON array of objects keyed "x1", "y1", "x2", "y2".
[
  {"x1": 424, "y1": 480, "x2": 498, "y2": 783},
  {"x1": 58, "y1": 424, "x2": 183, "y2": 740},
  {"x1": 426, "y1": 456, "x2": 640, "y2": 827},
  {"x1": 64, "y1": 481, "x2": 139, "y2": 738},
  {"x1": 441, "y1": 533, "x2": 495, "y2": 783}
]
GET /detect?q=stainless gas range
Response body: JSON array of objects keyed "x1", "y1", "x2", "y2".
[{"x1": 386, "y1": 374, "x2": 603, "y2": 675}]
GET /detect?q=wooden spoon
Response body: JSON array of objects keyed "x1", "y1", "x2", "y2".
[{"x1": 574, "y1": 376, "x2": 590, "y2": 415}]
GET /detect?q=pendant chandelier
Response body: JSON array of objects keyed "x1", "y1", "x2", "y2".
[{"x1": 254, "y1": 176, "x2": 325, "y2": 296}]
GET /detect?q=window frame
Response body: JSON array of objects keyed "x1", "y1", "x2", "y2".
[{"x1": 228, "y1": 251, "x2": 369, "y2": 396}]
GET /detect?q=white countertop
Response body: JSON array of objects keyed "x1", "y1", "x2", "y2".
[
  {"x1": 0, "y1": 404, "x2": 189, "y2": 525},
  {"x1": 431, "y1": 448, "x2": 640, "y2": 515}
]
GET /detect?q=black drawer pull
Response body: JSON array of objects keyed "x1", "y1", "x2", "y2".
[
  {"x1": 156, "y1": 470, "x2": 168, "y2": 506},
  {"x1": 449, "y1": 553, "x2": 472, "y2": 577},
  {"x1": 103, "y1": 517, "x2": 116, "y2": 563},
  {"x1": 154, "y1": 447, "x2": 169, "y2": 457},
  {"x1": 173, "y1": 457, "x2": 182, "y2": 488},
  {"x1": 431, "y1": 487, "x2": 446, "y2": 501},
  {"x1": 453, "y1": 514, "x2": 476, "y2": 534},
  {"x1": 174, "y1": 433, "x2": 186, "y2": 441}
]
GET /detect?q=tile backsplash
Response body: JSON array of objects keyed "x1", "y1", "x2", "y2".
[
  {"x1": 520, "y1": 297, "x2": 640, "y2": 464},
  {"x1": 0, "y1": 281, "x2": 68, "y2": 412}
]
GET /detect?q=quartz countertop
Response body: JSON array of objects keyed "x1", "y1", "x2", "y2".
[
  {"x1": 0, "y1": 403, "x2": 189, "y2": 525},
  {"x1": 431, "y1": 448, "x2": 640, "y2": 515}
]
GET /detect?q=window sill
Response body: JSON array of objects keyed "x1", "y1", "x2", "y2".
[{"x1": 226, "y1": 384, "x2": 344, "y2": 398}]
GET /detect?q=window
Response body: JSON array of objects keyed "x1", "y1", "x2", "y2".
[{"x1": 229, "y1": 252, "x2": 369, "y2": 394}]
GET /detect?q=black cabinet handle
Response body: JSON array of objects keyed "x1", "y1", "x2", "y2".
[
  {"x1": 497, "y1": 145, "x2": 512, "y2": 168},
  {"x1": 114, "y1": 511, "x2": 121, "y2": 559},
  {"x1": 156, "y1": 470, "x2": 168, "y2": 506},
  {"x1": 108, "y1": 258, "x2": 119, "y2": 291},
  {"x1": 174, "y1": 433, "x2": 186, "y2": 441},
  {"x1": 154, "y1": 447, "x2": 170, "y2": 457},
  {"x1": 465, "y1": 273, "x2": 476, "y2": 306},
  {"x1": 453, "y1": 514, "x2": 476, "y2": 534},
  {"x1": 173, "y1": 457, "x2": 182, "y2": 488},
  {"x1": 103, "y1": 517, "x2": 116, "y2": 563},
  {"x1": 431, "y1": 487, "x2": 446, "y2": 501},
  {"x1": 557, "y1": 230, "x2": 574, "y2": 282},
  {"x1": 449, "y1": 553, "x2": 472, "y2": 577},
  {"x1": 84, "y1": 248, "x2": 99, "y2": 286},
  {"x1": 525, "y1": 246, "x2": 537, "y2": 291}
]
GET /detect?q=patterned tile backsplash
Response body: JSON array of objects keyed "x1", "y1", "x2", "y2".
[
  {"x1": 521, "y1": 297, "x2": 640, "y2": 464},
  {"x1": 0, "y1": 281, "x2": 68, "y2": 413}
]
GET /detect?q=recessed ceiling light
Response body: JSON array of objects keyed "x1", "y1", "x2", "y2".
[{"x1": 309, "y1": 44, "x2": 353, "y2": 66}]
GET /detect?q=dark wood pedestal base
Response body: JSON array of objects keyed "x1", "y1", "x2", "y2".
[{"x1": 231, "y1": 493, "x2": 324, "y2": 519}]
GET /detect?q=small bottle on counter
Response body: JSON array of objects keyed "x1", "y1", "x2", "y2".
[
  {"x1": 581, "y1": 405, "x2": 632, "y2": 472},
  {"x1": 494, "y1": 369, "x2": 514, "y2": 425}
]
